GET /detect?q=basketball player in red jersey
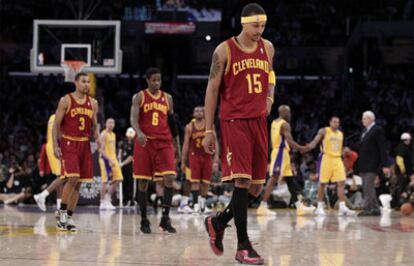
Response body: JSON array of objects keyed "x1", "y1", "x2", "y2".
[
  {"x1": 53, "y1": 72, "x2": 100, "y2": 232},
  {"x1": 203, "y1": 3, "x2": 275, "y2": 264},
  {"x1": 181, "y1": 106, "x2": 219, "y2": 213},
  {"x1": 130, "y1": 67, "x2": 181, "y2": 234}
]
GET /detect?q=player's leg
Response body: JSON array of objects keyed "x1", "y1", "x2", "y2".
[
  {"x1": 199, "y1": 156, "x2": 213, "y2": 213},
  {"x1": 334, "y1": 159, "x2": 355, "y2": 216},
  {"x1": 205, "y1": 119, "x2": 254, "y2": 257},
  {"x1": 200, "y1": 181, "x2": 211, "y2": 213},
  {"x1": 154, "y1": 179, "x2": 164, "y2": 212},
  {"x1": 191, "y1": 182, "x2": 201, "y2": 212},
  {"x1": 233, "y1": 118, "x2": 266, "y2": 264},
  {"x1": 287, "y1": 154, "x2": 315, "y2": 215},
  {"x1": 154, "y1": 140, "x2": 177, "y2": 233},
  {"x1": 99, "y1": 157, "x2": 111, "y2": 209},
  {"x1": 257, "y1": 149, "x2": 279, "y2": 216},
  {"x1": 58, "y1": 175, "x2": 79, "y2": 230},
  {"x1": 137, "y1": 179, "x2": 151, "y2": 233},
  {"x1": 188, "y1": 153, "x2": 201, "y2": 212},
  {"x1": 315, "y1": 183, "x2": 327, "y2": 216},
  {"x1": 66, "y1": 182, "x2": 81, "y2": 232},
  {"x1": 100, "y1": 181, "x2": 108, "y2": 209},
  {"x1": 34, "y1": 175, "x2": 63, "y2": 211},
  {"x1": 133, "y1": 139, "x2": 154, "y2": 233},
  {"x1": 178, "y1": 177, "x2": 192, "y2": 213},
  {"x1": 106, "y1": 163, "x2": 123, "y2": 209}
]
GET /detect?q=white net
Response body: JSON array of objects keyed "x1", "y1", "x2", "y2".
[{"x1": 62, "y1": 60, "x2": 87, "y2": 82}]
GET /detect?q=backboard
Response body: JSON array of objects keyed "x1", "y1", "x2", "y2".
[{"x1": 31, "y1": 20, "x2": 122, "y2": 74}]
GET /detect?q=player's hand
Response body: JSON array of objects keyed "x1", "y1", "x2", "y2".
[
  {"x1": 96, "y1": 138, "x2": 102, "y2": 151},
  {"x1": 266, "y1": 98, "x2": 273, "y2": 116},
  {"x1": 212, "y1": 161, "x2": 219, "y2": 173},
  {"x1": 175, "y1": 151, "x2": 181, "y2": 164},
  {"x1": 54, "y1": 145, "x2": 62, "y2": 159},
  {"x1": 181, "y1": 163, "x2": 187, "y2": 174},
  {"x1": 39, "y1": 171, "x2": 44, "y2": 177},
  {"x1": 137, "y1": 131, "x2": 147, "y2": 146},
  {"x1": 109, "y1": 159, "x2": 115, "y2": 167},
  {"x1": 203, "y1": 133, "x2": 215, "y2": 155}
]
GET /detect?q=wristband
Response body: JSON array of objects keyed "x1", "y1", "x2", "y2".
[{"x1": 267, "y1": 97, "x2": 274, "y2": 104}]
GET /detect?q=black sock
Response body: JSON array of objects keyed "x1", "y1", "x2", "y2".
[
  {"x1": 232, "y1": 187, "x2": 249, "y2": 245},
  {"x1": 60, "y1": 203, "x2": 67, "y2": 211},
  {"x1": 191, "y1": 190, "x2": 199, "y2": 204},
  {"x1": 216, "y1": 200, "x2": 233, "y2": 230},
  {"x1": 162, "y1": 187, "x2": 173, "y2": 217},
  {"x1": 137, "y1": 191, "x2": 147, "y2": 219},
  {"x1": 285, "y1": 176, "x2": 301, "y2": 203},
  {"x1": 67, "y1": 210, "x2": 73, "y2": 216},
  {"x1": 155, "y1": 196, "x2": 163, "y2": 206},
  {"x1": 248, "y1": 193, "x2": 261, "y2": 205}
]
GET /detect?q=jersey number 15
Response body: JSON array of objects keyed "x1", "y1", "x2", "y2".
[{"x1": 246, "y1": 73, "x2": 262, "y2": 94}]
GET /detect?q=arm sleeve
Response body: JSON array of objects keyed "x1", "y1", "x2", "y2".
[{"x1": 168, "y1": 114, "x2": 179, "y2": 138}]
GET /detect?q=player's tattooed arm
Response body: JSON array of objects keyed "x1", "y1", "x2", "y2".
[
  {"x1": 52, "y1": 95, "x2": 69, "y2": 158},
  {"x1": 130, "y1": 92, "x2": 147, "y2": 146},
  {"x1": 209, "y1": 52, "x2": 221, "y2": 80},
  {"x1": 204, "y1": 43, "x2": 226, "y2": 154},
  {"x1": 281, "y1": 122, "x2": 304, "y2": 151},
  {"x1": 308, "y1": 128, "x2": 326, "y2": 150},
  {"x1": 264, "y1": 40, "x2": 275, "y2": 115}
]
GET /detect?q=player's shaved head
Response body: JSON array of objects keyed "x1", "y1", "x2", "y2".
[{"x1": 278, "y1": 105, "x2": 291, "y2": 120}]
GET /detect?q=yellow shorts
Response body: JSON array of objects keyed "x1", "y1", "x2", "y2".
[
  {"x1": 269, "y1": 148, "x2": 293, "y2": 177},
  {"x1": 46, "y1": 143, "x2": 61, "y2": 176},
  {"x1": 185, "y1": 167, "x2": 191, "y2": 181},
  {"x1": 317, "y1": 155, "x2": 346, "y2": 183},
  {"x1": 99, "y1": 157, "x2": 123, "y2": 183}
]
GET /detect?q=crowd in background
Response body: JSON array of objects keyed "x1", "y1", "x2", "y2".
[{"x1": 0, "y1": 0, "x2": 414, "y2": 211}]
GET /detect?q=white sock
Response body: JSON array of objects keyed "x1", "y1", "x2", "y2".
[
  {"x1": 317, "y1": 201, "x2": 324, "y2": 209},
  {"x1": 41, "y1": 190, "x2": 50, "y2": 198},
  {"x1": 56, "y1": 199, "x2": 61, "y2": 209},
  {"x1": 199, "y1": 196, "x2": 206, "y2": 210},
  {"x1": 261, "y1": 201, "x2": 268, "y2": 208},
  {"x1": 180, "y1": 196, "x2": 189, "y2": 206},
  {"x1": 339, "y1": 201, "x2": 346, "y2": 210},
  {"x1": 105, "y1": 193, "x2": 111, "y2": 202}
]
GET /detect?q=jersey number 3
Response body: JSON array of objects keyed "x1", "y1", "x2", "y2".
[
  {"x1": 79, "y1": 117, "x2": 85, "y2": 131},
  {"x1": 246, "y1": 73, "x2": 262, "y2": 94}
]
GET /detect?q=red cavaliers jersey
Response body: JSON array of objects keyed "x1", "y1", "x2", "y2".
[
  {"x1": 61, "y1": 93, "x2": 94, "y2": 141},
  {"x1": 189, "y1": 120, "x2": 207, "y2": 156},
  {"x1": 139, "y1": 89, "x2": 172, "y2": 140},
  {"x1": 220, "y1": 37, "x2": 270, "y2": 120}
]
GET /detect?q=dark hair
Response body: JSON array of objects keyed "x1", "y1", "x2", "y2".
[
  {"x1": 74, "y1": 72, "x2": 88, "y2": 81},
  {"x1": 241, "y1": 3, "x2": 266, "y2": 17},
  {"x1": 145, "y1": 67, "x2": 161, "y2": 79}
]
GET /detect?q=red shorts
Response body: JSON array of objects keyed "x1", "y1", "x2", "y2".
[
  {"x1": 59, "y1": 138, "x2": 93, "y2": 182},
  {"x1": 188, "y1": 152, "x2": 212, "y2": 184},
  {"x1": 133, "y1": 138, "x2": 176, "y2": 181},
  {"x1": 220, "y1": 117, "x2": 268, "y2": 185}
]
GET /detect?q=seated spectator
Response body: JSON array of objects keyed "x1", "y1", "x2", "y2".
[
  {"x1": 303, "y1": 170, "x2": 319, "y2": 206},
  {"x1": 0, "y1": 166, "x2": 32, "y2": 204},
  {"x1": 345, "y1": 175, "x2": 363, "y2": 209}
]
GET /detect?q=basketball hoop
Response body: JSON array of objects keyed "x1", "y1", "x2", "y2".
[{"x1": 62, "y1": 60, "x2": 87, "y2": 82}]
